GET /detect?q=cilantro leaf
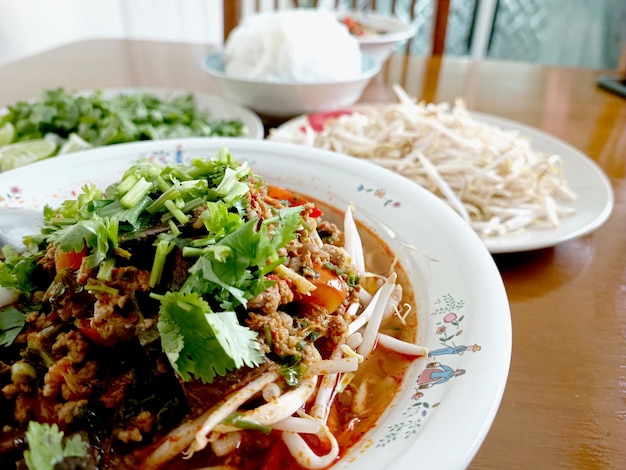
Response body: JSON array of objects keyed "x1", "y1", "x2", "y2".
[
  {"x1": 43, "y1": 183, "x2": 104, "y2": 221},
  {"x1": 182, "y1": 207, "x2": 303, "y2": 309},
  {"x1": 156, "y1": 291, "x2": 263, "y2": 383},
  {"x1": 95, "y1": 196, "x2": 153, "y2": 229},
  {"x1": 44, "y1": 218, "x2": 112, "y2": 268},
  {"x1": 23, "y1": 421, "x2": 89, "y2": 470},
  {"x1": 184, "y1": 256, "x2": 250, "y2": 308},
  {"x1": 45, "y1": 220, "x2": 100, "y2": 253},
  {"x1": 0, "y1": 246, "x2": 42, "y2": 294},
  {"x1": 199, "y1": 201, "x2": 245, "y2": 239},
  {"x1": 207, "y1": 311, "x2": 264, "y2": 369},
  {"x1": 208, "y1": 164, "x2": 252, "y2": 205},
  {"x1": 0, "y1": 306, "x2": 26, "y2": 347}
]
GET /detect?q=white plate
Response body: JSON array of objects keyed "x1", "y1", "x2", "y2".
[
  {"x1": 472, "y1": 113, "x2": 613, "y2": 253},
  {"x1": 0, "y1": 87, "x2": 264, "y2": 141},
  {"x1": 270, "y1": 112, "x2": 614, "y2": 254},
  {"x1": 0, "y1": 138, "x2": 511, "y2": 470}
]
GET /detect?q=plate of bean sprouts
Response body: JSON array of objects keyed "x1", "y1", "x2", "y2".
[{"x1": 269, "y1": 86, "x2": 614, "y2": 253}]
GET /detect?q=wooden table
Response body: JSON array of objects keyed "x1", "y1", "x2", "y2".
[{"x1": 1, "y1": 39, "x2": 624, "y2": 469}]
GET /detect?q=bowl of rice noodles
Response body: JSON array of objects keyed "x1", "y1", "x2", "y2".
[{"x1": 0, "y1": 138, "x2": 511, "y2": 469}]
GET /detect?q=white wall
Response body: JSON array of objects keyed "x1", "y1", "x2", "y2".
[{"x1": 0, "y1": 0, "x2": 224, "y2": 66}]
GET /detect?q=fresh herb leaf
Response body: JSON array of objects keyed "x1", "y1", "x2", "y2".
[
  {"x1": 0, "y1": 306, "x2": 26, "y2": 347},
  {"x1": 0, "y1": 246, "x2": 42, "y2": 294},
  {"x1": 199, "y1": 200, "x2": 245, "y2": 240},
  {"x1": 155, "y1": 291, "x2": 263, "y2": 384},
  {"x1": 206, "y1": 309, "x2": 263, "y2": 369},
  {"x1": 182, "y1": 207, "x2": 302, "y2": 310},
  {"x1": 23, "y1": 421, "x2": 89, "y2": 470},
  {"x1": 183, "y1": 256, "x2": 251, "y2": 309},
  {"x1": 44, "y1": 218, "x2": 113, "y2": 268},
  {"x1": 278, "y1": 355, "x2": 306, "y2": 387}
]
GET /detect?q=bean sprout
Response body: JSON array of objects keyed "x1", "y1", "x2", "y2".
[
  {"x1": 261, "y1": 382, "x2": 281, "y2": 402},
  {"x1": 237, "y1": 375, "x2": 318, "y2": 427},
  {"x1": 187, "y1": 371, "x2": 280, "y2": 456},
  {"x1": 304, "y1": 357, "x2": 360, "y2": 376},
  {"x1": 270, "y1": 87, "x2": 577, "y2": 238},
  {"x1": 347, "y1": 332, "x2": 363, "y2": 349},
  {"x1": 271, "y1": 416, "x2": 323, "y2": 434},
  {"x1": 210, "y1": 432, "x2": 241, "y2": 457},
  {"x1": 311, "y1": 345, "x2": 344, "y2": 422},
  {"x1": 282, "y1": 425, "x2": 340, "y2": 470},
  {"x1": 357, "y1": 272, "x2": 398, "y2": 358},
  {"x1": 382, "y1": 284, "x2": 403, "y2": 321},
  {"x1": 343, "y1": 203, "x2": 365, "y2": 274},
  {"x1": 376, "y1": 333, "x2": 429, "y2": 357}
]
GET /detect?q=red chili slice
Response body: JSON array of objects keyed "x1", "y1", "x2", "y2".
[{"x1": 305, "y1": 109, "x2": 354, "y2": 132}]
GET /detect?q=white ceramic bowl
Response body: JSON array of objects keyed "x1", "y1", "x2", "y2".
[
  {"x1": 0, "y1": 137, "x2": 511, "y2": 469},
  {"x1": 339, "y1": 11, "x2": 418, "y2": 63},
  {"x1": 202, "y1": 52, "x2": 380, "y2": 118}
]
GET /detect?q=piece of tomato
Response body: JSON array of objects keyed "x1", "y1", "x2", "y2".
[
  {"x1": 296, "y1": 265, "x2": 348, "y2": 313},
  {"x1": 268, "y1": 185, "x2": 323, "y2": 218},
  {"x1": 54, "y1": 246, "x2": 87, "y2": 271}
]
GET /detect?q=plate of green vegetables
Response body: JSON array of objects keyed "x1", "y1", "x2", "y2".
[{"x1": 0, "y1": 87, "x2": 264, "y2": 172}]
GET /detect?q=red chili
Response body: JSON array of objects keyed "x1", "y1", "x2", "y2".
[
  {"x1": 305, "y1": 109, "x2": 354, "y2": 132},
  {"x1": 76, "y1": 319, "x2": 115, "y2": 348}
]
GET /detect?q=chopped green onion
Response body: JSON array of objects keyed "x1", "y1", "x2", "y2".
[
  {"x1": 167, "y1": 220, "x2": 181, "y2": 237},
  {"x1": 85, "y1": 279, "x2": 119, "y2": 295},
  {"x1": 150, "y1": 239, "x2": 175, "y2": 288},
  {"x1": 116, "y1": 173, "x2": 138, "y2": 195},
  {"x1": 223, "y1": 412, "x2": 272, "y2": 434},
  {"x1": 164, "y1": 199, "x2": 189, "y2": 225},
  {"x1": 120, "y1": 177, "x2": 153, "y2": 208},
  {"x1": 146, "y1": 186, "x2": 181, "y2": 214}
]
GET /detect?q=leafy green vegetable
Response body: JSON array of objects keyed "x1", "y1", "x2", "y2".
[
  {"x1": 0, "y1": 88, "x2": 246, "y2": 157},
  {"x1": 278, "y1": 355, "x2": 306, "y2": 387},
  {"x1": 181, "y1": 207, "x2": 303, "y2": 310},
  {"x1": 0, "y1": 306, "x2": 26, "y2": 347},
  {"x1": 155, "y1": 291, "x2": 263, "y2": 383},
  {"x1": 23, "y1": 421, "x2": 89, "y2": 470},
  {"x1": 224, "y1": 412, "x2": 272, "y2": 434},
  {"x1": 44, "y1": 217, "x2": 114, "y2": 269},
  {"x1": 0, "y1": 245, "x2": 42, "y2": 294},
  {"x1": 150, "y1": 237, "x2": 176, "y2": 288}
]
